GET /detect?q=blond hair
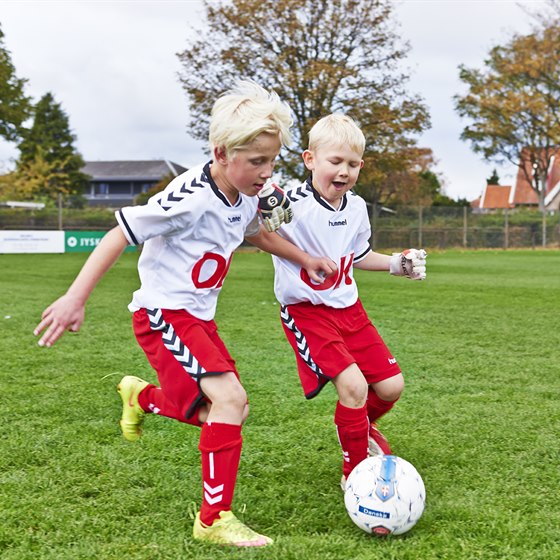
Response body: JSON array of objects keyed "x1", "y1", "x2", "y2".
[
  {"x1": 209, "y1": 80, "x2": 293, "y2": 155},
  {"x1": 308, "y1": 113, "x2": 365, "y2": 155}
]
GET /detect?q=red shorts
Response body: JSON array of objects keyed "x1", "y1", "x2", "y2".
[
  {"x1": 280, "y1": 299, "x2": 401, "y2": 399},
  {"x1": 133, "y1": 308, "x2": 238, "y2": 421}
]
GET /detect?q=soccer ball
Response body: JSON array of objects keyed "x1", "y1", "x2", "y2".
[{"x1": 344, "y1": 455, "x2": 425, "y2": 536}]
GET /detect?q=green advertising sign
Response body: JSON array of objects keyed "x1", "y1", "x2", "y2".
[{"x1": 64, "y1": 231, "x2": 136, "y2": 252}]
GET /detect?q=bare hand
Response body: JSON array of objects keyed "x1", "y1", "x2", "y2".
[
  {"x1": 304, "y1": 256, "x2": 338, "y2": 284},
  {"x1": 33, "y1": 294, "x2": 85, "y2": 347}
]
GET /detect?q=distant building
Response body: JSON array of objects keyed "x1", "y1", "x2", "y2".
[
  {"x1": 472, "y1": 151, "x2": 560, "y2": 212},
  {"x1": 82, "y1": 160, "x2": 188, "y2": 207}
]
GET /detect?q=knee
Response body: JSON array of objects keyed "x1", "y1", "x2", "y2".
[
  {"x1": 337, "y1": 376, "x2": 368, "y2": 408},
  {"x1": 374, "y1": 374, "x2": 405, "y2": 402},
  {"x1": 221, "y1": 381, "x2": 248, "y2": 411}
]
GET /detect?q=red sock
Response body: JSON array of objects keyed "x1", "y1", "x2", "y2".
[
  {"x1": 334, "y1": 402, "x2": 369, "y2": 477},
  {"x1": 198, "y1": 422, "x2": 243, "y2": 526},
  {"x1": 366, "y1": 389, "x2": 398, "y2": 423},
  {"x1": 137, "y1": 384, "x2": 198, "y2": 424}
]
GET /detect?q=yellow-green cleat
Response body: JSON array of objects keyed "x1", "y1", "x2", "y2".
[
  {"x1": 192, "y1": 510, "x2": 273, "y2": 547},
  {"x1": 117, "y1": 375, "x2": 149, "y2": 442}
]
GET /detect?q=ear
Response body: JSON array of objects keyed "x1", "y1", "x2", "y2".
[
  {"x1": 360, "y1": 160, "x2": 364, "y2": 169},
  {"x1": 302, "y1": 149, "x2": 315, "y2": 171},
  {"x1": 214, "y1": 145, "x2": 229, "y2": 165}
]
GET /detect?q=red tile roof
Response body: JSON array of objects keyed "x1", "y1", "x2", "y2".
[{"x1": 479, "y1": 184, "x2": 514, "y2": 209}]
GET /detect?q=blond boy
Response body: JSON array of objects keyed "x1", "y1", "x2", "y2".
[
  {"x1": 34, "y1": 81, "x2": 335, "y2": 546},
  {"x1": 271, "y1": 114, "x2": 426, "y2": 489}
]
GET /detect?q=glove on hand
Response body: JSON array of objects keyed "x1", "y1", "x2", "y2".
[
  {"x1": 258, "y1": 182, "x2": 293, "y2": 232},
  {"x1": 389, "y1": 249, "x2": 427, "y2": 280}
]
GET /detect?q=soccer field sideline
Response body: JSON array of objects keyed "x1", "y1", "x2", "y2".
[{"x1": 0, "y1": 250, "x2": 558, "y2": 559}]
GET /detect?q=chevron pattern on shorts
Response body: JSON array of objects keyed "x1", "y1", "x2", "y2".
[
  {"x1": 280, "y1": 306, "x2": 323, "y2": 376},
  {"x1": 146, "y1": 308, "x2": 206, "y2": 379},
  {"x1": 157, "y1": 174, "x2": 209, "y2": 211}
]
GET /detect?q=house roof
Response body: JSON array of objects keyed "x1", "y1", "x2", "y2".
[
  {"x1": 478, "y1": 184, "x2": 515, "y2": 209},
  {"x1": 510, "y1": 150, "x2": 560, "y2": 205},
  {"x1": 83, "y1": 160, "x2": 188, "y2": 181}
]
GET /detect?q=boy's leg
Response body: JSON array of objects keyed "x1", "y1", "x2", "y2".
[
  {"x1": 334, "y1": 401, "x2": 369, "y2": 477},
  {"x1": 117, "y1": 375, "x2": 200, "y2": 441},
  {"x1": 194, "y1": 372, "x2": 272, "y2": 546},
  {"x1": 332, "y1": 364, "x2": 369, "y2": 480},
  {"x1": 366, "y1": 374, "x2": 404, "y2": 455}
]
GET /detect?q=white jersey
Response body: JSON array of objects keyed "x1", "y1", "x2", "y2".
[
  {"x1": 272, "y1": 178, "x2": 372, "y2": 308},
  {"x1": 116, "y1": 162, "x2": 260, "y2": 320}
]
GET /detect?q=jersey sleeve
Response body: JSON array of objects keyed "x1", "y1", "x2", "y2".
[
  {"x1": 115, "y1": 174, "x2": 194, "y2": 245},
  {"x1": 352, "y1": 202, "x2": 372, "y2": 264},
  {"x1": 244, "y1": 212, "x2": 260, "y2": 237}
]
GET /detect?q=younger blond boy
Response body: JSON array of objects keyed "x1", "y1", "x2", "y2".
[{"x1": 271, "y1": 113, "x2": 427, "y2": 489}]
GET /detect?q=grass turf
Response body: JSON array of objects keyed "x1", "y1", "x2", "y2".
[{"x1": 0, "y1": 249, "x2": 559, "y2": 559}]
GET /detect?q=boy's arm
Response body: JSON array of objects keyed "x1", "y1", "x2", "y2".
[
  {"x1": 355, "y1": 248, "x2": 427, "y2": 280},
  {"x1": 353, "y1": 251, "x2": 392, "y2": 271},
  {"x1": 33, "y1": 226, "x2": 129, "y2": 347},
  {"x1": 245, "y1": 226, "x2": 337, "y2": 283}
]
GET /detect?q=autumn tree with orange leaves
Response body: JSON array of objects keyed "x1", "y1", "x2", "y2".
[
  {"x1": 177, "y1": 0, "x2": 431, "y2": 209},
  {"x1": 455, "y1": 23, "x2": 560, "y2": 214}
]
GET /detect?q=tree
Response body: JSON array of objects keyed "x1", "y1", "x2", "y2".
[
  {"x1": 16, "y1": 92, "x2": 89, "y2": 200},
  {"x1": 0, "y1": 24, "x2": 31, "y2": 142},
  {"x1": 486, "y1": 168, "x2": 500, "y2": 185},
  {"x1": 454, "y1": 25, "x2": 560, "y2": 213},
  {"x1": 177, "y1": 0, "x2": 430, "y2": 207},
  {"x1": 134, "y1": 172, "x2": 176, "y2": 205}
]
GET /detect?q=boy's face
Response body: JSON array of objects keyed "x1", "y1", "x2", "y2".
[
  {"x1": 303, "y1": 144, "x2": 364, "y2": 207},
  {"x1": 214, "y1": 132, "x2": 281, "y2": 198}
]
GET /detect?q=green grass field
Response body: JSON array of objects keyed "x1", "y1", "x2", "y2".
[{"x1": 1, "y1": 249, "x2": 559, "y2": 560}]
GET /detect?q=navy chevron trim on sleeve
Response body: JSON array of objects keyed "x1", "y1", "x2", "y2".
[
  {"x1": 287, "y1": 183, "x2": 311, "y2": 203},
  {"x1": 158, "y1": 174, "x2": 209, "y2": 211}
]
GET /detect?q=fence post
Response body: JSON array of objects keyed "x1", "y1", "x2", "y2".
[
  {"x1": 504, "y1": 209, "x2": 509, "y2": 250},
  {"x1": 463, "y1": 206, "x2": 468, "y2": 248},
  {"x1": 57, "y1": 193, "x2": 63, "y2": 231},
  {"x1": 418, "y1": 205, "x2": 423, "y2": 247}
]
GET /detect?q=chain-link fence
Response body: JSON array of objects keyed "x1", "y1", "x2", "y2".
[
  {"x1": 369, "y1": 205, "x2": 559, "y2": 250},
  {"x1": 1, "y1": 204, "x2": 559, "y2": 250}
]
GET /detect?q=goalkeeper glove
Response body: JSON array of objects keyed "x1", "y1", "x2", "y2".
[
  {"x1": 389, "y1": 249, "x2": 427, "y2": 280},
  {"x1": 257, "y1": 182, "x2": 293, "y2": 232}
]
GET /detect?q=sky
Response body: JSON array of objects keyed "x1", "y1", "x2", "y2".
[{"x1": 0, "y1": 0, "x2": 546, "y2": 201}]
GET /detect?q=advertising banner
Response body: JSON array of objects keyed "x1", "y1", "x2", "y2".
[
  {"x1": 65, "y1": 231, "x2": 136, "y2": 252},
  {"x1": 0, "y1": 231, "x2": 136, "y2": 254},
  {"x1": 0, "y1": 230, "x2": 65, "y2": 253}
]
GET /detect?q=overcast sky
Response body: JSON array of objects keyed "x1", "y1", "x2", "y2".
[{"x1": 0, "y1": 0, "x2": 544, "y2": 201}]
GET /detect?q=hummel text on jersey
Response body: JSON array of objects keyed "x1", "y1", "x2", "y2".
[
  {"x1": 228, "y1": 215, "x2": 242, "y2": 223},
  {"x1": 328, "y1": 219, "x2": 347, "y2": 227}
]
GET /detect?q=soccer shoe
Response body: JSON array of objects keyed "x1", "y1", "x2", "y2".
[
  {"x1": 368, "y1": 423, "x2": 392, "y2": 456},
  {"x1": 192, "y1": 511, "x2": 273, "y2": 547},
  {"x1": 117, "y1": 375, "x2": 149, "y2": 442}
]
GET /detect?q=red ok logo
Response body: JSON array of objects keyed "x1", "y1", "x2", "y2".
[
  {"x1": 192, "y1": 252, "x2": 233, "y2": 289},
  {"x1": 299, "y1": 253, "x2": 354, "y2": 291}
]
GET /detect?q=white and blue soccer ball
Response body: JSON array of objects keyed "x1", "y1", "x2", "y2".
[{"x1": 344, "y1": 454, "x2": 425, "y2": 536}]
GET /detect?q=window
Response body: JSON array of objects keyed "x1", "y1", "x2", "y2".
[{"x1": 94, "y1": 183, "x2": 109, "y2": 196}]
